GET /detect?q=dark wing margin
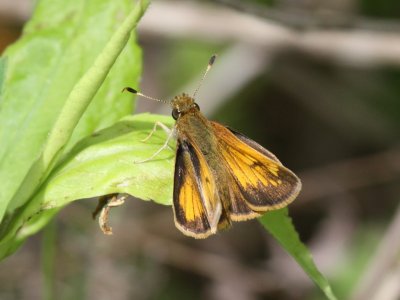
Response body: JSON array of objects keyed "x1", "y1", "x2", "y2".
[{"x1": 173, "y1": 140, "x2": 222, "y2": 238}]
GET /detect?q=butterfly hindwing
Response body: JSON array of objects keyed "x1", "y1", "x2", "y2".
[
  {"x1": 225, "y1": 174, "x2": 261, "y2": 221},
  {"x1": 211, "y1": 122, "x2": 302, "y2": 217},
  {"x1": 173, "y1": 139, "x2": 222, "y2": 238}
]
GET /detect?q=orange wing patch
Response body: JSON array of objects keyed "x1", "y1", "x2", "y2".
[
  {"x1": 211, "y1": 122, "x2": 301, "y2": 218},
  {"x1": 173, "y1": 140, "x2": 222, "y2": 238}
]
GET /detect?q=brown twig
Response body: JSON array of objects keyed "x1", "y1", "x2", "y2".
[
  {"x1": 139, "y1": 1, "x2": 400, "y2": 67},
  {"x1": 92, "y1": 194, "x2": 127, "y2": 235}
]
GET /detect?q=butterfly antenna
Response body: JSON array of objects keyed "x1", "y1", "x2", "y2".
[
  {"x1": 192, "y1": 54, "x2": 217, "y2": 99},
  {"x1": 122, "y1": 87, "x2": 168, "y2": 104}
]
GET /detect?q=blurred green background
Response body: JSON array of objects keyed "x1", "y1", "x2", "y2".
[{"x1": 1, "y1": 0, "x2": 399, "y2": 299}]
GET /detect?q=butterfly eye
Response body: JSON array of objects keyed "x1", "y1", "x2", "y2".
[
  {"x1": 193, "y1": 103, "x2": 200, "y2": 111},
  {"x1": 172, "y1": 108, "x2": 180, "y2": 120}
]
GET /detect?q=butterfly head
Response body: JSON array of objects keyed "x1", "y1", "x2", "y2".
[
  {"x1": 122, "y1": 54, "x2": 216, "y2": 121},
  {"x1": 170, "y1": 93, "x2": 200, "y2": 120}
]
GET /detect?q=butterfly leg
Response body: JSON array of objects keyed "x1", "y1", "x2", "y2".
[
  {"x1": 141, "y1": 121, "x2": 172, "y2": 142},
  {"x1": 135, "y1": 125, "x2": 175, "y2": 164}
]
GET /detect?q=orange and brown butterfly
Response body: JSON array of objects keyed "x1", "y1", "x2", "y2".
[{"x1": 122, "y1": 55, "x2": 301, "y2": 239}]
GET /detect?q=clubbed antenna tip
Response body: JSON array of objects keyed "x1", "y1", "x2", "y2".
[
  {"x1": 209, "y1": 54, "x2": 217, "y2": 67},
  {"x1": 122, "y1": 87, "x2": 138, "y2": 94},
  {"x1": 122, "y1": 86, "x2": 168, "y2": 104}
]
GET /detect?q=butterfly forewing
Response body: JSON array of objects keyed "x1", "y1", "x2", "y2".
[
  {"x1": 211, "y1": 122, "x2": 302, "y2": 214},
  {"x1": 227, "y1": 127, "x2": 281, "y2": 164},
  {"x1": 173, "y1": 140, "x2": 222, "y2": 238}
]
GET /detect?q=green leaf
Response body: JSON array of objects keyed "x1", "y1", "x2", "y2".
[
  {"x1": 42, "y1": 113, "x2": 175, "y2": 208},
  {"x1": 0, "y1": 57, "x2": 6, "y2": 93},
  {"x1": 0, "y1": 0, "x2": 149, "y2": 259},
  {"x1": 259, "y1": 208, "x2": 337, "y2": 300},
  {"x1": 0, "y1": 113, "x2": 174, "y2": 258},
  {"x1": 0, "y1": 0, "x2": 147, "y2": 221}
]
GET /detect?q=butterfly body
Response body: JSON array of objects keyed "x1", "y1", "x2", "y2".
[{"x1": 171, "y1": 93, "x2": 301, "y2": 239}]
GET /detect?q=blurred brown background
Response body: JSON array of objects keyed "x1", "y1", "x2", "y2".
[{"x1": 1, "y1": 0, "x2": 400, "y2": 299}]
